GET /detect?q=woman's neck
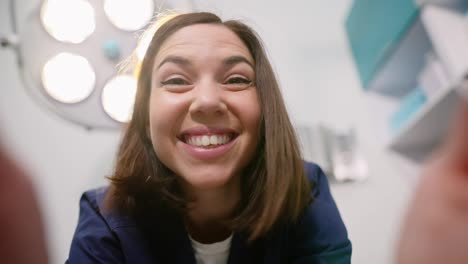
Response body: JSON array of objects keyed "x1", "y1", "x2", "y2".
[{"x1": 183, "y1": 180, "x2": 240, "y2": 243}]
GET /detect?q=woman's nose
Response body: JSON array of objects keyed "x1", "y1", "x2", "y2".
[{"x1": 189, "y1": 80, "x2": 227, "y2": 116}]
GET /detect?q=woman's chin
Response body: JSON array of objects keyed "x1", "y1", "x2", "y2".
[{"x1": 182, "y1": 173, "x2": 237, "y2": 192}]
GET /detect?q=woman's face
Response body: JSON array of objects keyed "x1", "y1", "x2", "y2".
[{"x1": 149, "y1": 24, "x2": 261, "y2": 192}]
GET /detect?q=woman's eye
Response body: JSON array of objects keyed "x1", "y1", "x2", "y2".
[
  {"x1": 226, "y1": 77, "x2": 251, "y2": 84},
  {"x1": 159, "y1": 77, "x2": 192, "y2": 93},
  {"x1": 160, "y1": 78, "x2": 189, "y2": 86},
  {"x1": 224, "y1": 77, "x2": 253, "y2": 90}
]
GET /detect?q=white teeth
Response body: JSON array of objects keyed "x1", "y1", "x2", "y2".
[
  {"x1": 209, "y1": 135, "x2": 217, "y2": 145},
  {"x1": 185, "y1": 134, "x2": 232, "y2": 147},
  {"x1": 202, "y1": 135, "x2": 210, "y2": 146}
]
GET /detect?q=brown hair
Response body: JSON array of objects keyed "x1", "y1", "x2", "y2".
[{"x1": 106, "y1": 12, "x2": 312, "y2": 241}]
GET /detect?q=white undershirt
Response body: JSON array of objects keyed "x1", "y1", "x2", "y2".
[{"x1": 189, "y1": 234, "x2": 233, "y2": 264}]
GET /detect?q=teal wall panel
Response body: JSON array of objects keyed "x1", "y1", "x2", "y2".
[{"x1": 346, "y1": 0, "x2": 420, "y2": 89}]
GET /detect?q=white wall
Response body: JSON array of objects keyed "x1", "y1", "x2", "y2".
[{"x1": 0, "y1": 0, "x2": 418, "y2": 263}]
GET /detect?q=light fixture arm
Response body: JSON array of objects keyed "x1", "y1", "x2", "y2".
[
  {"x1": 0, "y1": 34, "x2": 19, "y2": 48},
  {"x1": 3, "y1": 0, "x2": 21, "y2": 65}
]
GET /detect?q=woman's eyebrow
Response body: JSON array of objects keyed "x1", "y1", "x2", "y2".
[
  {"x1": 223, "y1": 56, "x2": 254, "y2": 69},
  {"x1": 156, "y1": 55, "x2": 254, "y2": 70},
  {"x1": 157, "y1": 55, "x2": 192, "y2": 69}
]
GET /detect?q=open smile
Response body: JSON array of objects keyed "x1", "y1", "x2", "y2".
[
  {"x1": 183, "y1": 133, "x2": 237, "y2": 148},
  {"x1": 178, "y1": 127, "x2": 239, "y2": 148},
  {"x1": 178, "y1": 128, "x2": 240, "y2": 159}
]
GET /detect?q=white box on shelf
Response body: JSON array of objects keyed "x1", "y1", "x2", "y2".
[{"x1": 422, "y1": 6, "x2": 468, "y2": 80}]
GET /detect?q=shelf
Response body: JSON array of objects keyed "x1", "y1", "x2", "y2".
[
  {"x1": 386, "y1": 80, "x2": 461, "y2": 162},
  {"x1": 346, "y1": 2, "x2": 468, "y2": 161},
  {"x1": 346, "y1": 0, "x2": 468, "y2": 98},
  {"x1": 386, "y1": 6, "x2": 468, "y2": 161}
]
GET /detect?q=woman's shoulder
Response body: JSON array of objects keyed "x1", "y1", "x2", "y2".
[
  {"x1": 303, "y1": 161, "x2": 325, "y2": 190},
  {"x1": 80, "y1": 187, "x2": 136, "y2": 229},
  {"x1": 283, "y1": 161, "x2": 352, "y2": 262},
  {"x1": 67, "y1": 187, "x2": 155, "y2": 263},
  {"x1": 300, "y1": 161, "x2": 349, "y2": 237}
]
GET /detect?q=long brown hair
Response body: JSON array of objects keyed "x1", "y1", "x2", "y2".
[{"x1": 106, "y1": 12, "x2": 312, "y2": 241}]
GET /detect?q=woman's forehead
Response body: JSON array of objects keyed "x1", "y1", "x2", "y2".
[{"x1": 154, "y1": 24, "x2": 253, "y2": 64}]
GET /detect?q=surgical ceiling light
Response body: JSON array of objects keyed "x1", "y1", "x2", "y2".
[
  {"x1": 102, "y1": 75, "x2": 137, "y2": 123},
  {"x1": 40, "y1": 0, "x2": 96, "y2": 44},
  {"x1": 42, "y1": 52, "x2": 96, "y2": 104},
  {"x1": 3, "y1": 0, "x2": 194, "y2": 129},
  {"x1": 104, "y1": 0, "x2": 155, "y2": 31}
]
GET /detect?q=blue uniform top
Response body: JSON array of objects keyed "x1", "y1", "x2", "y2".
[{"x1": 66, "y1": 162, "x2": 352, "y2": 263}]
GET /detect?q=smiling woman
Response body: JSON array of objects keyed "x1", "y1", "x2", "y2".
[{"x1": 66, "y1": 12, "x2": 352, "y2": 263}]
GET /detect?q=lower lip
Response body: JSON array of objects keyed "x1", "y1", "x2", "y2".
[{"x1": 181, "y1": 138, "x2": 236, "y2": 160}]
